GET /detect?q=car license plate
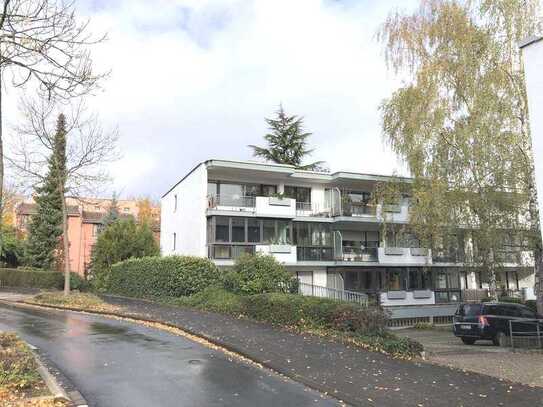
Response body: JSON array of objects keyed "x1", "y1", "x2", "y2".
[{"x1": 460, "y1": 325, "x2": 471, "y2": 330}]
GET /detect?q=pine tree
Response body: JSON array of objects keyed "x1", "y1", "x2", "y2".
[
  {"x1": 249, "y1": 105, "x2": 326, "y2": 171},
  {"x1": 25, "y1": 114, "x2": 67, "y2": 269},
  {"x1": 102, "y1": 192, "x2": 120, "y2": 227}
]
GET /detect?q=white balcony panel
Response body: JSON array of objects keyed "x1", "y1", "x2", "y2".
[
  {"x1": 377, "y1": 200, "x2": 409, "y2": 223},
  {"x1": 255, "y1": 196, "x2": 296, "y2": 218},
  {"x1": 256, "y1": 245, "x2": 297, "y2": 263},
  {"x1": 378, "y1": 247, "x2": 432, "y2": 265},
  {"x1": 380, "y1": 291, "x2": 436, "y2": 306}
]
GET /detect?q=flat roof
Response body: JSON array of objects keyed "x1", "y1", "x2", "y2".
[
  {"x1": 162, "y1": 158, "x2": 412, "y2": 197},
  {"x1": 520, "y1": 36, "x2": 543, "y2": 48}
]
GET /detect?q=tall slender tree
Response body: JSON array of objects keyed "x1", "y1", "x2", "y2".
[
  {"x1": 25, "y1": 114, "x2": 66, "y2": 269},
  {"x1": 249, "y1": 105, "x2": 326, "y2": 171},
  {"x1": 0, "y1": 0, "x2": 107, "y2": 255},
  {"x1": 378, "y1": 0, "x2": 543, "y2": 308},
  {"x1": 102, "y1": 192, "x2": 120, "y2": 227}
]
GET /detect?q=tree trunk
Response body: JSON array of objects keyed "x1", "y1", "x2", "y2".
[{"x1": 60, "y1": 189, "x2": 70, "y2": 296}]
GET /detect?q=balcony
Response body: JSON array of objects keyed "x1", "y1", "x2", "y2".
[
  {"x1": 340, "y1": 246, "x2": 378, "y2": 262},
  {"x1": 208, "y1": 244, "x2": 256, "y2": 260},
  {"x1": 378, "y1": 247, "x2": 432, "y2": 265},
  {"x1": 297, "y1": 246, "x2": 334, "y2": 262},
  {"x1": 255, "y1": 196, "x2": 296, "y2": 218},
  {"x1": 208, "y1": 195, "x2": 256, "y2": 211},
  {"x1": 256, "y1": 244, "x2": 297, "y2": 262}
]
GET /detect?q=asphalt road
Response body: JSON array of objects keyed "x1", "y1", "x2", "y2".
[{"x1": 0, "y1": 303, "x2": 340, "y2": 407}]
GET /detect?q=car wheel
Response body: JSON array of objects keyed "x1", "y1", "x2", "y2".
[
  {"x1": 461, "y1": 337, "x2": 476, "y2": 345},
  {"x1": 493, "y1": 331, "x2": 509, "y2": 347}
]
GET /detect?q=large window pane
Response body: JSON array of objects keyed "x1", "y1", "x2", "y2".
[
  {"x1": 387, "y1": 268, "x2": 406, "y2": 290},
  {"x1": 277, "y1": 220, "x2": 291, "y2": 244},
  {"x1": 248, "y1": 219, "x2": 261, "y2": 242},
  {"x1": 232, "y1": 218, "x2": 246, "y2": 242},
  {"x1": 243, "y1": 184, "x2": 259, "y2": 197},
  {"x1": 220, "y1": 184, "x2": 244, "y2": 204},
  {"x1": 207, "y1": 182, "x2": 218, "y2": 196},
  {"x1": 261, "y1": 185, "x2": 277, "y2": 197},
  {"x1": 215, "y1": 217, "x2": 230, "y2": 242},
  {"x1": 263, "y1": 220, "x2": 275, "y2": 243},
  {"x1": 284, "y1": 186, "x2": 311, "y2": 203}
]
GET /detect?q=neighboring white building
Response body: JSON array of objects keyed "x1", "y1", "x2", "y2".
[
  {"x1": 521, "y1": 36, "x2": 543, "y2": 240},
  {"x1": 161, "y1": 159, "x2": 536, "y2": 311}
]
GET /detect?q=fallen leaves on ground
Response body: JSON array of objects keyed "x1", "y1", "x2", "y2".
[{"x1": 25, "y1": 292, "x2": 121, "y2": 314}]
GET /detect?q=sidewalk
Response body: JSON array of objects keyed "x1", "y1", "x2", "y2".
[{"x1": 98, "y1": 295, "x2": 543, "y2": 407}]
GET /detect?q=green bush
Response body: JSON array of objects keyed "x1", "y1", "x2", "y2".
[
  {"x1": 0, "y1": 228, "x2": 25, "y2": 268},
  {"x1": 0, "y1": 268, "x2": 84, "y2": 290},
  {"x1": 357, "y1": 332, "x2": 424, "y2": 358},
  {"x1": 90, "y1": 219, "x2": 159, "y2": 289},
  {"x1": 240, "y1": 292, "x2": 389, "y2": 335},
  {"x1": 223, "y1": 254, "x2": 298, "y2": 295},
  {"x1": 167, "y1": 286, "x2": 244, "y2": 315},
  {"x1": 106, "y1": 256, "x2": 221, "y2": 298}
]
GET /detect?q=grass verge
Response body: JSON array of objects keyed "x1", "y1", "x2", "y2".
[
  {"x1": 0, "y1": 332, "x2": 67, "y2": 407},
  {"x1": 27, "y1": 292, "x2": 121, "y2": 314}
]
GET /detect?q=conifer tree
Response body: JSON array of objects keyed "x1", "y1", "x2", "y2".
[
  {"x1": 25, "y1": 114, "x2": 67, "y2": 269},
  {"x1": 102, "y1": 192, "x2": 120, "y2": 227},
  {"x1": 249, "y1": 105, "x2": 326, "y2": 171}
]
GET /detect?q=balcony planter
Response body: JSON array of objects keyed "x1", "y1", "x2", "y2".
[
  {"x1": 413, "y1": 290, "x2": 432, "y2": 299},
  {"x1": 410, "y1": 248, "x2": 429, "y2": 256},
  {"x1": 383, "y1": 204, "x2": 402, "y2": 213},
  {"x1": 385, "y1": 247, "x2": 404, "y2": 255},
  {"x1": 270, "y1": 244, "x2": 292, "y2": 253},
  {"x1": 386, "y1": 291, "x2": 407, "y2": 300},
  {"x1": 269, "y1": 197, "x2": 291, "y2": 207}
]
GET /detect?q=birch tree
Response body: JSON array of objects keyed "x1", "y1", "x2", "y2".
[
  {"x1": 378, "y1": 0, "x2": 543, "y2": 308},
  {"x1": 0, "y1": 0, "x2": 107, "y2": 249},
  {"x1": 9, "y1": 97, "x2": 118, "y2": 294}
]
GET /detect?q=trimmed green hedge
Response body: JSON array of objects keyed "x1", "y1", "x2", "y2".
[
  {"x1": 240, "y1": 293, "x2": 389, "y2": 335},
  {"x1": 106, "y1": 256, "x2": 221, "y2": 298},
  {"x1": 0, "y1": 268, "x2": 85, "y2": 290}
]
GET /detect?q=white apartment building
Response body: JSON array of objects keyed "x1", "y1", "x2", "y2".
[{"x1": 161, "y1": 159, "x2": 536, "y2": 312}]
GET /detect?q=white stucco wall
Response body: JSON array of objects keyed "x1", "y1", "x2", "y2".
[
  {"x1": 523, "y1": 38, "x2": 543, "y2": 240},
  {"x1": 160, "y1": 164, "x2": 208, "y2": 257}
]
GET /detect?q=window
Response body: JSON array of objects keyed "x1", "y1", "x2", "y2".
[
  {"x1": 173, "y1": 233, "x2": 176, "y2": 251},
  {"x1": 284, "y1": 186, "x2": 311, "y2": 203},
  {"x1": 215, "y1": 217, "x2": 230, "y2": 242},
  {"x1": 208, "y1": 181, "x2": 277, "y2": 199},
  {"x1": 174, "y1": 195, "x2": 178, "y2": 211},
  {"x1": 263, "y1": 220, "x2": 275, "y2": 243},
  {"x1": 276, "y1": 220, "x2": 291, "y2": 244},
  {"x1": 231, "y1": 218, "x2": 246, "y2": 242},
  {"x1": 247, "y1": 219, "x2": 261, "y2": 242},
  {"x1": 293, "y1": 223, "x2": 332, "y2": 247},
  {"x1": 387, "y1": 268, "x2": 407, "y2": 290}
]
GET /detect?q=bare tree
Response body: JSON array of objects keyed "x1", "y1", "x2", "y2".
[
  {"x1": 0, "y1": 0, "x2": 107, "y2": 244},
  {"x1": 9, "y1": 97, "x2": 118, "y2": 294}
]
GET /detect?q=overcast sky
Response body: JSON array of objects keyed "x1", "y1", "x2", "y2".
[{"x1": 11, "y1": 0, "x2": 425, "y2": 199}]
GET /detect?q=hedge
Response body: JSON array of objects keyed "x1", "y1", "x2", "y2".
[
  {"x1": 240, "y1": 292, "x2": 389, "y2": 335},
  {"x1": 106, "y1": 256, "x2": 221, "y2": 298},
  {"x1": 0, "y1": 268, "x2": 85, "y2": 290}
]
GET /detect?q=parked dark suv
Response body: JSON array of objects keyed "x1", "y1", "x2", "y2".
[{"x1": 453, "y1": 302, "x2": 542, "y2": 346}]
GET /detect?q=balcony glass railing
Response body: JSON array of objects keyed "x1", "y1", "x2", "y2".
[
  {"x1": 208, "y1": 244, "x2": 256, "y2": 259},
  {"x1": 341, "y1": 246, "x2": 378, "y2": 262},
  {"x1": 341, "y1": 202, "x2": 377, "y2": 217},
  {"x1": 297, "y1": 246, "x2": 334, "y2": 261},
  {"x1": 208, "y1": 195, "x2": 256, "y2": 209}
]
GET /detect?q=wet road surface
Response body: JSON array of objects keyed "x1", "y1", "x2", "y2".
[{"x1": 0, "y1": 303, "x2": 340, "y2": 407}]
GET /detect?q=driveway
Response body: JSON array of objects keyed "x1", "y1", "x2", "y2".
[
  {"x1": 0, "y1": 302, "x2": 339, "y2": 407},
  {"x1": 398, "y1": 328, "x2": 543, "y2": 387}
]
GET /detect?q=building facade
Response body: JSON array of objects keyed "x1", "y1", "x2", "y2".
[
  {"x1": 161, "y1": 159, "x2": 536, "y2": 309},
  {"x1": 15, "y1": 197, "x2": 160, "y2": 276}
]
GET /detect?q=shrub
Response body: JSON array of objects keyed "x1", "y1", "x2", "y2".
[
  {"x1": 223, "y1": 253, "x2": 298, "y2": 295},
  {"x1": 356, "y1": 332, "x2": 424, "y2": 358},
  {"x1": 106, "y1": 255, "x2": 220, "y2": 298},
  {"x1": 167, "y1": 287, "x2": 244, "y2": 315},
  {"x1": 0, "y1": 228, "x2": 25, "y2": 268},
  {"x1": 0, "y1": 268, "x2": 83, "y2": 290},
  {"x1": 240, "y1": 293, "x2": 389, "y2": 335},
  {"x1": 90, "y1": 219, "x2": 159, "y2": 289}
]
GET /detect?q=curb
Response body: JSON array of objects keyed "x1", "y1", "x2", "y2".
[{"x1": 3, "y1": 299, "x2": 356, "y2": 406}]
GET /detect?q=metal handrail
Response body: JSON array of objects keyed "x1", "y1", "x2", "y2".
[
  {"x1": 508, "y1": 318, "x2": 543, "y2": 349},
  {"x1": 298, "y1": 282, "x2": 368, "y2": 306}
]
